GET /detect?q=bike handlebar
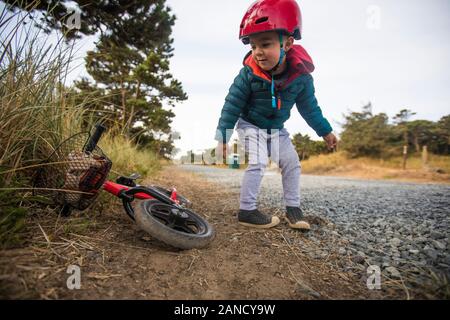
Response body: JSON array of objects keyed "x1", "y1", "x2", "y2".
[{"x1": 84, "y1": 124, "x2": 106, "y2": 153}]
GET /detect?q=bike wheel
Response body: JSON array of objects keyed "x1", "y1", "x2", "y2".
[{"x1": 134, "y1": 199, "x2": 215, "y2": 250}]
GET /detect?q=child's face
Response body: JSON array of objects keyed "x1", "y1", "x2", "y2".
[{"x1": 249, "y1": 32, "x2": 293, "y2": 71}]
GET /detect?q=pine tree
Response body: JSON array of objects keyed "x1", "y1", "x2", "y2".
[
  {"x1": 340, "y1": 103, "x2": 395, "y2": 158},
  {"x1": 7, "y1": 0, "x2": 187, "y2": 158},
  {"x1": 434, "y1": 115, "x2": 450, "y2": 154},
  {"x1": 3, "y1": 0, "x2": 169, "y2": 40},
  {"x1": 292, "y1": 133, "x2": 328, "y2": 160}
]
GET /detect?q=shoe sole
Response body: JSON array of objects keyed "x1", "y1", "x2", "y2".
[
  {"x1": 284, "y1": 217, "x2": 311, "y2": 231},
  {"x1": 238, "y1": 216, "x2": 280, "y2": 229}
]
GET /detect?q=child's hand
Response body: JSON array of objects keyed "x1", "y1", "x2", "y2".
[{"x1": 323, "y1": 132, "x2": 338, "y2": 151}]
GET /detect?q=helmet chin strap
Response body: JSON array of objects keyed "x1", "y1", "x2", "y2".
[
  {"x1": 271, "y1": 33, "x2": 285, "y2": 109},
  {"x1": 270, "y1": 33, "x2": 285, "y2": 73}
]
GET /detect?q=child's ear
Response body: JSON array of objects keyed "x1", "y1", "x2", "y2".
[{"x1": 284, "y1": 36, "x2": 294, "y2": 51}]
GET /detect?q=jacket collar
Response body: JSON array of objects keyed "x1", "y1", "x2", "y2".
[{"x1": 243, "y1": 44, "x2": 315, "y2": 86}]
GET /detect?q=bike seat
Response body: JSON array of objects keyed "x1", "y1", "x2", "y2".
[{"x1": 116, "y1": 173, "x2": 142, "y2": 187}]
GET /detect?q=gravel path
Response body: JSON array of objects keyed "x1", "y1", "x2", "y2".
[{"x1": 180, "y1": 165, "x2": 450, "y2": 287}]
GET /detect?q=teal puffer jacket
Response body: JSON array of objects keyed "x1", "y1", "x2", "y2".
[{"x1": 215, "y1": 45, "x2": 332, "y2": 143}]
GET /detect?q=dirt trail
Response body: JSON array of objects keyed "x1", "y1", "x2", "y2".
[{"x1": 0, "y1": 166, "x2": 382, "y2": 299}]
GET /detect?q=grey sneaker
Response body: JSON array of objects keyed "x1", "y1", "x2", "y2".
[
  {"x1": 238, "y1": 209, "x2": 280, "y2": 229},
  {"x1": 285, "y1": 207, "x2": 311, "y2": 231}
]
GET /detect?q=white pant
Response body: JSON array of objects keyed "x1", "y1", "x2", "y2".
[{"x1": 236, "y1": 118, "x2": 301, "y2": 210}]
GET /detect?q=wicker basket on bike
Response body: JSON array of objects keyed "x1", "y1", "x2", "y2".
[{"x1": 32, "y1": 126, "x2": 112, "y2": 212}]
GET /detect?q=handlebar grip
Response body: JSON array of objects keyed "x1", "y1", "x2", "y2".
[{"x1": 84, "y1": 124, "x2": 106, "y2": 153}]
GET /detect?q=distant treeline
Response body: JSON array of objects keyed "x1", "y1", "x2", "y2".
[
  {"x1": 182, "y1": 103, "x2": 449, "y2": 164},
  {"x1": 293, "y1": 103, "x2": 449, "y2": 159},
  {"x1": 339, "y1": 104, "x2": 449, "y2": 158}
]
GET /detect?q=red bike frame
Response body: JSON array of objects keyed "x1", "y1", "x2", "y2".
[{"x1": 103, "y1": 180, "x2": 179, "y2": 202}]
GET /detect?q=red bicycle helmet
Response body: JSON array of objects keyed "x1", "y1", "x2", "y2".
[{"x1": 239, "y1": 0, "x2": 302, "y2": 44}]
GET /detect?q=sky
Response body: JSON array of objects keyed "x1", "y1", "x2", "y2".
[
  {"x1": 38, "y1": 0, "x2": 450, "y2": 157},
  {"x1": 164, "y1": 0, "x2": 450, "y2": 157}
]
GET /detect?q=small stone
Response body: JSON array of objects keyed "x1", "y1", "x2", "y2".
[
  {"x1": 414, "y1": 237, "x2": 428, "y2": 244},
  {"x1": 409, "y1": 249, "x2": 420, "y2": 254},
  {"x1": 416, "y1": 260, "x2": 427, "y2": 266},
  {"x1": 443, "y1": 255, "x2": 450, "y2": 265},
  {"x1": 430, "y1": 231, "x2": 444, "y2": 240},
  {"x1": 373, "y1": 218, "x2": 385, "y2": 227},
  {"x1": 351, "y1": 255, "x2": 365, "y2": 264},
  {"x1": 338, "y1": 247, "x2": 347, "y2": 255},
  {"x1": 295, "y1": 283, "x2": 321, "y2": 299},
  {"x1": 353, "y1": 240, "x2": 366, "y2": 248},
  {"x1": 438, "y1": 263, "x2": 450, "y2": 269},
  {"x1": 432, "y1": 240, "x2": 446, "y2": 250},
  {"x1": 390, "y1": 238, "x2": 402, "y2": 247},
  {"x1": 385, "y1": 266, "x2": 401, "y2": 279},
  {"x1": 424, "y1": 248, "x2": 438, "y2": 262}
]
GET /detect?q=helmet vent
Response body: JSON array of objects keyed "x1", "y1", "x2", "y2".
[{"x1": 255, "y1": 17, "x2": 268, "y2": 24}]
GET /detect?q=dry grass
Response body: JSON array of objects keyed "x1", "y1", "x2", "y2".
[
  {"x1": 301, "y1": 152, "x2": 450, "y2": 184},
  {"x1": 99, "y1": 133, "x2": 161, "y2": 178},
  {"x1": 0, "y1": 7, "x2": 161, "y2": 248}
]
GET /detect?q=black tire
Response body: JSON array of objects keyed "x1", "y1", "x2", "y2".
[{"x1": 134, "y1": 200, "x2": 215, "y2": 250}]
